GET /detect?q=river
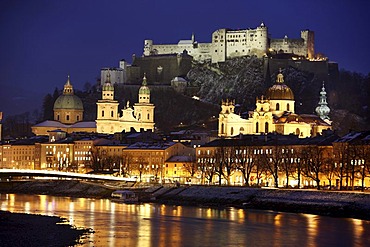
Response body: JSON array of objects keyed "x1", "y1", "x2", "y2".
[{"x1": 1, "y1": 193, "x2": 369, "y2": 247}]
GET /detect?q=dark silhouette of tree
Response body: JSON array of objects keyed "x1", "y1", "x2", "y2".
[
  {"x1": 234, "y1": 144, "x2": 256, "y2": 186},
  {"x1": 301, "y1": 145, "x2": 327, "y2": 190}
]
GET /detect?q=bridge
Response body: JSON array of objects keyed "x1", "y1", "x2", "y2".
[{"x1": 0, "y1": 169, "x2": 137, "y2": 182}]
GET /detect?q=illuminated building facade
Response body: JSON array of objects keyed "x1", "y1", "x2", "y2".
[
  {"x1": 96, "y1": 74, "x2": 155, "y2": 134},
  {"x1": 32, "y1": 76, "x2": 96, "y2": 136},
  {"x1": 218, "y1": 70, "x2": 331, "y2": 138},
  {"x1": 143, "y1": 23, "x2": 314, "y2": 63}
]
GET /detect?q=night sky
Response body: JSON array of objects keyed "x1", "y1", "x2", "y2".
[{"x1": 1, "y1": 0, "x2": 369, "y2": 117}]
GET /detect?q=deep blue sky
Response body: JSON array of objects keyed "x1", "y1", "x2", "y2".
[{"x1": 1, "y1": 0, "x2": 369, "y2": 117}]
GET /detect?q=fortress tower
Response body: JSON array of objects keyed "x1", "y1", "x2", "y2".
[{"x1": 301, "y1": 30, "x2": 315, "y2": 59}]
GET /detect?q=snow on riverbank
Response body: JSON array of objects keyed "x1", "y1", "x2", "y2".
[
  {"x1": 156, "y1": 186, "x2": 370, "y2": 220},
  {"x1": 1, "y1": 181, "x2": 370, "y2": 220}
]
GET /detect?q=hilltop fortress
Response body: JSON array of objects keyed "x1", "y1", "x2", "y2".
[{"x1": 143, "y1": 22, "x2": 315, "y2": 63}]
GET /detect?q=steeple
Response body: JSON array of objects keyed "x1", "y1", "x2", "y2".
[
  {"x1": 315, "y1": 82, "x2": 330, "y2": 120},
  {"x1": 63, "y1": 75, "x2": 74, "y2": 95},
  {"x1": 139, "y1": 73, "x2": 150, "y2": 103},
  {"x1": 102, "y1": 71, "x2": 114, "y2": 100},
  {"x1": 276, "y1": 68, "x2": 284, "y2": 84},
  {"x1": 142, "y1": 73, "x2": 147, "y2": 86}
]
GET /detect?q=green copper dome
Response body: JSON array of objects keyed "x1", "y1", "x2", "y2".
[
  {"x1": 53, "y1": 76, "x2": 84, "y2": 110},
  {"x1": 54, "y1": 94, "x2": 83, "y2": 110}
]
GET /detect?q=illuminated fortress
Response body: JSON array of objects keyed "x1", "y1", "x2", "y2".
[{"x1": 143, "y1": 22, "x2": 314, "y2": 63}]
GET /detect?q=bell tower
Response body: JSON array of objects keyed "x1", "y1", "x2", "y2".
[
  {"x1": 96, "y1": 72, "x2": 119, "y2": 133},
  {"x1": 134, "y1": 74, "x2": 155, "y2": 130}
]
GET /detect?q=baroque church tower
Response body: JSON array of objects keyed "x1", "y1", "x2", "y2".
[
  {"x1": 96, "y1": 73, "x2": 120, "y2": 133},
  {"x1": 134, "y1": 74, "x2": 155, "y2": 124},
  {"x1": 96, "y1": 73, "x2": 155, "y2": 134}
]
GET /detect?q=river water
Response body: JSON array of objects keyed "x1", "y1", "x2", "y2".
[{"x1": 1, "y1": 193, "x2": 370, "y2": 247}]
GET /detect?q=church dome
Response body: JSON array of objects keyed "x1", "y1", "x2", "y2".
[
  {"x1": 53, "y1": 76, "x2": 83, "y2": 110},
  {"x1": 139, "y1": 74, "x2": 150, "y2": 95},
  {"x1": 266, "y1": 71, "x2": 294, "y2": 100}
]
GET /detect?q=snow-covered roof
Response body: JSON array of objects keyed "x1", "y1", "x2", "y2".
[
  {"x1": 33, "y1": 120, "x2": 96, "y2": 129},
  {"x1": 125, "y1": 141, "x2": 177, "y2": 150},
  {"x1": 167, "y1": 155, "x2": 194, "y2": 162},
  {"x1": 71, "y1": 121, "x2": 96, "y2": 128},
  {"x1": 33, "y1": 120, "x2": 66, "y2": 128},
  {"x1": 178, "y1": 40, "x2": 192, "y2": 45}
]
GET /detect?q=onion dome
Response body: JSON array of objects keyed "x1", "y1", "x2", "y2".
[
  {"x1": 139, "y1": 73, "x2": 150, "y2": 95},
  {"x1": 102, "y1": 71, "x2": 114, "y2": 91},
  {"x1": 315, "y1": 82, "x2": 330, "y2": 120},
  {"x1": 266, "y1": 70, "x2": 294, "y2": 100},
  {"x1": 54, "y1": 75, "x2": 83, "y2": 110}
]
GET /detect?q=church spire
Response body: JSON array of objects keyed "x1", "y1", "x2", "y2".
[
  {"x1": 315, "y1": 82, "x2": 330, "y2": 120},
  {"x1": 63, "y1": 74, "x2": 74, "y2": 95},
  {"x1": 276, "y1": 68, "x2": 284, "y2": 84},
  {"x1": 142, "y1": 73, "x2": 147, "y2": 86}
]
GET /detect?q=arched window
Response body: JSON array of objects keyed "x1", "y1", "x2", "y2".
[
  {"x1": 256, "y1": 122, "x2": 259, "y2": 133},
  {"x1": 231, "y1": 127, "x2": 234, "y2": 136},
  {"x1": 57, "y1": 115, "x2": 60, "y2": 121},
  {"x1": 240, "y1": 127, "x2": 244, "y2": 132},
  {"x1": 296, "y1": 128, "x2": 300, "y2": 136},
  {"x1": 287, "y1": 103, "x2": 290, "y2": 111},
  {"x1": 102, "y1": 111, "x2": 104, "y2": 117},
  {"x1": 111, "y1": 111, "x2": 114, "y2": 117},
  {"x1": 147, "y1": 113, "x2": 150, "y2": 120},
  {"x1": 276, "y1": 103, "x2": 280, "y2": 111},
  {"x1": 265, "y1": 122, "x2": 269, "y2": 133},
  {"x1": 77, "y1": 116, "x2": 80, "y2": 121},
  {"x1": 66, "y1": 115, "x2": 70, "y2": 121},
  {"x1": 221, "y1": 123, "x2": 225, "y2": 134}
]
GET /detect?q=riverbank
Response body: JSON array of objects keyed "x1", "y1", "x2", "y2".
[
  {"x1": 154, "y1": 186, "x2": 370, "y2": 220},
  {"x1": 1, "y1": 180, "x2": 370, "y2": 221},
  {"x1": 0, "y1": 210, "x2": 88, "y2": 247}
]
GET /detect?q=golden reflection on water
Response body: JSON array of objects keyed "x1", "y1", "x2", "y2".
[
  {"x1": 351, "y1": 218, "x2": 364, "y2": 247},
  {"x1": 303, "y1": 213, "x2": 318, "y2": 242},
  {"x1": 1, "y1": 194, "x2": 370, "y2": 247}
]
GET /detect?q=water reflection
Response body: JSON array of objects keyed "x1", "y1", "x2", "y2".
[{"x1": 1, "y1": 193, "x2": 370, "y2": 247}]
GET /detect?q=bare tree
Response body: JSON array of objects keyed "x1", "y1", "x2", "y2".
[
  {"x1": 121, "y1": 154, "x2": 133, "y2": 177},
  {"x1": 214, "y1": 146, "x2": 235, "y2": 185},
  {"x1": 183, "y1": 159, "x2": 198, "y2": 180},
  {"x1": 260, "y1": 145, "x2": 283, "y2": 188},
  {"x1": 301, "y1": 145, "x2": 326, "y2": 190},
  {"x1": 280, "y1": 146, "x2": 297, "y2": 188},
  {"x1": 86, "y1": 146, "x2": 104, "y2": 172},
  {"x1": 197, "y1": 155, "x2": 214, "y2": 185},
  {"x1": 234, "y1": 145, "x2": 256, "y2": 186}
]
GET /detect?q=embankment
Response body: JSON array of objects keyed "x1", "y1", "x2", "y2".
[{"x1": 1, "y1": 181, "x2": 370, "y2": 220}]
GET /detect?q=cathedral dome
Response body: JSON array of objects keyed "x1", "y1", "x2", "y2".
[
  {"x1": 266, "y1": 71, "x2": 294, "y2": 100},
  {"x1": 53, "y1": 76, "x2": 83, "y2": 110},
  {"x1": 54, "y1": 95, "x2": 83, "y2": 110}
]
